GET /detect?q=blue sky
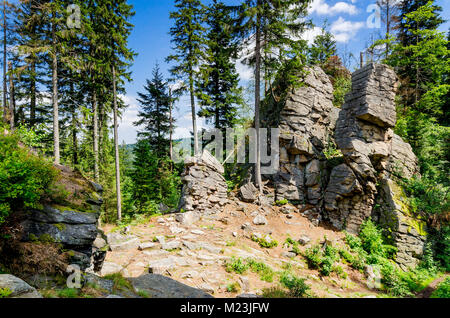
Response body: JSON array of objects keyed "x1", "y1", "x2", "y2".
[{"x1": 119, "y1": 0, "x2": 450, "y2": 144}]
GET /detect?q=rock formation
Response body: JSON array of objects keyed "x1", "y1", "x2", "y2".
[
  {"x1": 3, "y1": 165, "x2": 108, "y2": 274},
  {"x1": 324, "y1": 64, "x2": 398, "y2": 233},
  {"x1": 272, "y1": 66, "x2": 340, "y2": 206},
  {"x1": 263, "y1": 63, "x2": 426, "y2": 269},
  {"x1": 178, "y1": 150, "x2": 229, "y2": 216}
]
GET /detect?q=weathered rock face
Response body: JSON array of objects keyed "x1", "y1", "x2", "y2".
[
  {"x1": 324, "y1": 64, "x2": 398, "y2": 233},
  {"x1": 273, "y1": 66, "x2": 341, "y2": 205},
  {"x1": 265, "y1": 63, "x2": 425, "y2": 269},
  {"x1": 0, "y1": 274, "x2": 42, "y2": 298},
  {"x1": 375, "y1": 179, "x2": 427, "y2": 270},
  {"x1": 178, "y1": 150, "x2": 229, "y2": 215},
  {"x1": 19, "y1": 166, "x2": 108, "y2": 272}
]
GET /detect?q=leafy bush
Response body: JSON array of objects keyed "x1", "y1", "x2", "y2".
[
  {"x1": 304, "y1": 240, "x2": 341, "y2": 276},
  {"x1": 226, "y1": 282, "x2": 241, "y2": 293},
  {"x1": 252, "y1": 235, "x2": 278, "y2": 249},
  {"x1": 0, "y1": 287, "x2": 12, "y2": 298},
  {"x1": 247, "y1": 259, "x2": 275, "y2": 282},
  {"x1": 431, "y1": 277, "x2": 450, "y2": 298},
  {"x1": 0, "y1": 134, "x2": 58, "y2": 224},
  {"x1": 280, "y1": 272, "x2": 310, "y2": 298},
  {"x1": 225, "y1": 257, "x2": 249, "y2": 274},
  {"x1": 275, "y1": 199, "x2": 288, "y2": 206}
]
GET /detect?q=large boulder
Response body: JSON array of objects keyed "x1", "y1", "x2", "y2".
[
  {"x1": 16, "y1": 166, "x2": 107, "y2": 273},
  {"x1": 375, "y1": 179, "x2": 427, "y2": 270},
  {"x1": 0, "y1": 274, "x2": 42, "y2": 298},
  {"x1": 129, "y1": 274, "x2": 214, "y2": 298},
  {"x1": 178, "y1": 150, "x2": 229, "y2": 215},
  {"x1": 269, "y1": 66, "x2": 340, "y2": 205},
  {"x1": 325, "y1": 63, "x2": 398, "y2": 233}
]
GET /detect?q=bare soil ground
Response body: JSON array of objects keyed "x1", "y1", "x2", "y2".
[{"x1": 101, "y1": 201, "x2": 388, "y2": 298}]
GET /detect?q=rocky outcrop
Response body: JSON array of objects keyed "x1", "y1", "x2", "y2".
[
  {"x1": 264, "y1": 63, "x2": 426, "y2": 269},
  {"x1": 18, "y1": 166, "x2": 107, "y2": 273},
  {"x1": 272, "y1": 66, "x2": 340, "y2": 205},
  {"x1": 324, "y1": 64, "x2": 399, "y2": 233},
  {"x1": 0, "y1": 274, "x2": 42, "y2": 298},
  {"x1": 375, "y1": 179, "x2": 427, "y2": 270},
  {"x1": 178, "y1": 150, "x2": 229, "y2": 215}
]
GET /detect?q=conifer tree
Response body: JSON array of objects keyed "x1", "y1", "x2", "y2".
[
  {"x1": 308, "y1": 27, "x2": 336, "y2": 65},
  {"x1": 234, "y1": 0, "x2": 312, "y2": 192},
  {"x1": 167, "y1": 0, "x2": 205, "y2": 155},
  {"x1": 196, "y1": 0, "x2": 243, "y2": 129},
  {"x1": 134, "y1": 64, "x2": 171, "y2": 158}
]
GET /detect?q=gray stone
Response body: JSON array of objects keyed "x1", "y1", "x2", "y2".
[
  {"x1": 129, "y1": 274, "x2": 214, "y2": 298},
  {"x1": 107, "y1": 233, "x2": 140, "y2": 252},
  {"x1": 161, "y1": 240, "x2": 182, "y2": 251},
  {"x1": 253, "y1": 215, "x2": 268, "y2": 226},
  {"x1": 138, "y1": 242, "x2": 158, "y2": 251},
  {"x1": 0, "y1": 275, "x2": 42, "y2": 298},
  {"x1": 175, "y1": 211, "x2": 200, "y2": 226},
  {"x1": 298, "y1": 236, "x2": 311, "y2": 246},
  {"x1": 239, "y1": 182, "x2": 258, "y2": 203}
]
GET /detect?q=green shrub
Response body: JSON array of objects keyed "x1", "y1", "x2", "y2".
[
  {"x1": 262, "y1": 287, "x2": 289, "y2": 298},
  {"x1": 275, "y1": 199, "x2": 288, "y2": 206},
  {"x1": 226, "y1": 282, "x2": 241, "y2": 293},
  {"x1": 247, "y1": 259, "x2": 275, "y2": 282},
  {"x1": 431, "y1": 277, "x2": 450, "y2": 298},
  {"x1": 252, "y1": 235, "x2": 278, "y2": 249},
  {"x1": 0, "y1": 287, "x2": 12, "y2": 298},
  {"x1": 225, "y1": 257, "x2": 249, "y2": 274},
  {"x1": 57, "y1": 288, "x2": 80, "y2": 298},
  {"x1": 303, "y1": 240, "x2": 341, "y2": 277},
  {"x1": 280, "y1": 272, "x2": 310, "y2": 298},
  {"x1": 0, "y1": 134, "x2": 58, "y2": 224}
]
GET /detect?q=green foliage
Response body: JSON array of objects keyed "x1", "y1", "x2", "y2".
[
  {"x1": 247, "y1": 259, "x2": 275, "y2": 283},
  {"x1": 431, "y1": 277, "x2": 450, "y2": 298},
  {"x1": 252, "y1": 235, "x2": 278, "y2": 249},
  {"x1": 275, "y1": 199, "x2": 288, "y2": 206},
  {"x1": 304, "y1": 240, "x2": 341, "y2": 277},
  {"x1": 344, "y1": 220, "x2": 441, "y2": 297},
  {"x1": 103, "y1": 273, "x2": 133, "y2": 293},
  {"x1": 226, "y1": 282, "x2": 241, "y2": 293},
  {"x1": 225, "y1": 257, "x2": 249, "y2": 274},
  {"x1": 279, "y1": 272, "x2": 310, "y2": 298},
  {"x1": 0, "y1": 287, "x2": 12, "y2": 298},
  {"x1": 0, "y1": 134, "x2": 58, "y2": 224},
  {"x1": 57, "y1": 288, "x2": 79, "y2": 299},
  {"x1": 261, "y1": 287, "x2": 289, "y2": 298}
]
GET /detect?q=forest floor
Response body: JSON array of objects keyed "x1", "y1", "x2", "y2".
[{"x1": 101, "y1": 200, "x2": 393, "y2": 298}]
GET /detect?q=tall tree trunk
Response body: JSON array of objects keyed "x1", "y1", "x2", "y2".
[
  {"x1": 2, "y1": 1, "x2": 7, "y2": 123},
  {"x1": 112, "y1": 65, "x2": 122, "y2": 221},
  {"x1": 8, "y1": 61, "x2": 14, "y2": 130},
  {"x1": 254, "y1": 7, "x2": 263, "y2": 193},
  {"x1": 92, "y1": 82, "x2": 99, "y2": 183},
  {"x1": 169, "y1": 88, "x2": 173, "y2": 163},
  {"x1": 30, "y1": 60, "x2": 36, "y2": 126},
  {"x1": 70, "y1": 80, "x2": 78, "y2": 165},
  {"x1": 189, "y1": 70, "x2": 199, "y2": 155},
  {"x1": 52, "y1": 14, "x2": 60, "y2": 165}
]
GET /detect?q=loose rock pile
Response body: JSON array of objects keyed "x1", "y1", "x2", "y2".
[{"x1": 178, "y1": 150, "x2": 229, "y2": 215}]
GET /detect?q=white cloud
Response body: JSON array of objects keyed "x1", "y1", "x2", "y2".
[
  {"x1": 302, "y1": 26, "x2": 324, "y2": 44},
  {"x1": 118, "y1": 94, "x2": 139, "y2": 144},
  {"x1": 330, "y1": 17, "x2": 365, "y2": 43},
  {"x1": 309, "y1": 0, "x2": 358, "y2": 16}
]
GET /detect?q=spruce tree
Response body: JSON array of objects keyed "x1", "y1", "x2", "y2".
[
  {"x1": 234, "y1": 0, "x2": 312, "y2": 192},
  {"x1": 167, "y1": 0, "x2": 205, "y2": 155},
  {"x1": 196, "y1": 0, "x2": 243, "y2": 129},
  {"x1": 308, "y1": 27, "x2": 336, "y2": 65},
  {"x1": 134, "y1": 64, "x2": 171, "y2": 158}
]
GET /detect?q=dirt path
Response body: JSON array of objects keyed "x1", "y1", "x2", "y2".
[{"x1": 416, "y1": 274, "x2": 449, "y2": 298}]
